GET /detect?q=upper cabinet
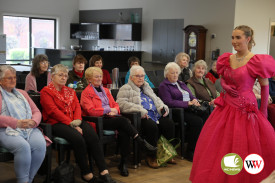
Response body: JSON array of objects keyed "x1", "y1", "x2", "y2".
[{"x1": 71, "y1": 23, "x2": 141, "y2": 41}]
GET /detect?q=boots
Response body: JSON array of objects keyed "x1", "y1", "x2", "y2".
[
  {"x1": 135, "y1": 136, "x2": 158, "y2": 152},
  {"x1": 118, "y1": 157, "x2": 129, "y2": 177}
]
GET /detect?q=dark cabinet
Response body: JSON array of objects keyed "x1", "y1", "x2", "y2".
[
  {"x1": 152, "y1": 19, "x2": 184, "y2": 63},
  {"x1": 70, "y1": 23, "x2": 99, "y2": 40}
]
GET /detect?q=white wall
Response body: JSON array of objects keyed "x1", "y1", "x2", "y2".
[
  {"x1": 0, "y1": 0, "x2": 79, "y2": 49},
  {"x1": 234, "y1": 0, "x2": 275, "y2": 54},
  {"x1": 79, "y1": 0, "x2": 236, "y2": 63}
]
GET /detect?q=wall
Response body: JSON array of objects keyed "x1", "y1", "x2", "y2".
[
  {"x1": 234, "y1": 0, "x2": 275, "y2": 54},
  {"x1": 0, "y1": 0, "x2": 79, "y2": 49},
  {"x1": 79, "y1": 0, "x2": 236, "y2": 64}
]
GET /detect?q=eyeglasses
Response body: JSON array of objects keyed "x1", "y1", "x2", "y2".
[
  {"x1": 133, "y1": 75, "x2": 145, "y2": 78},
  {"x1": 3, "y1": 76, "x2": 17, "y2": 81},
  {"x1": 56, "y1": 74, "x2": 68, "y2": 78},
  {"x1": 40, "y1": 61, "x2": 49, "y2": 65}
]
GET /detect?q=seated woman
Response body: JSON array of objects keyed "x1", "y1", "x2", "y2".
[
  {"x1": 89, "y1": 55, "x2": 112, "y2": 87},
  {"x1": 25, "y1": 54, "x2": 51, "y2": 92},
  {"x1": 174, "y1": 52, "x2": 192, "y2": 83},
  {"x1": 186, "y1": 60, "x2": 219, "y2": 106},
  {"x1": 81, "y1": 67, "x2": 156, "y2": 176},
  {"x1": 0, "y1": 65, "x2": 46, "y2": 183},
  {"x1": 125, "y1": 56, "x2": 155, "y2": 88},
  {"x1": 116, "y1": 65, "x2": 175, "y2": 168},
  {"x1": 205, "y1": 61, "x2": 220, "y2": 84},
  {"x1": 158, "y1": 62, "x2": 204, "y2": 162},
  {"x1": 40, "y1": 64, "x2": 115, "y2": 183},
  {"x1": 66, "y1": 54, "x2": 88, "y2": 91}
]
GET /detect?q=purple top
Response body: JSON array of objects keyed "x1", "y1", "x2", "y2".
[
  {"x1": 158, "y1": 78, "x2": 196, "y2": 108},
  {"x1": 92, "y1": 85, "x2": 111, "y2": 114}
]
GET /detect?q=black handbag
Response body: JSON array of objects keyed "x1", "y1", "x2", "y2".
[
  {"x1": 52, "y1": 161, "x2": 75, "y2": 183},
  {"x1": 187, "y1": 101, "x2": 210, "y2": 116}
]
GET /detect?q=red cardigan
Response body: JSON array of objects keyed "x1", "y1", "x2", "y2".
[
  {"x1": 81, "y1": 85, "x2": 120, "y2": 117},
  {"x1": 205, "y1": 71, "x2": 219, "y2": 84},
  {"x1": 40, "y1": 86, "x2": 82, "y2": 125},
  {"x1": 102, "y1": 69, "x2": 112, "y2": 88}
]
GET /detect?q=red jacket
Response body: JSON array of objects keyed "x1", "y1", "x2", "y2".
[
  {"x1": 40, "y1": 86, "x2": 82, "y2": 125},
  {"x1": 102, "y1": 69, "x2": 112, "y2": 88},
  {"x1": 205, "y1": 71, "x2": 220, "y2": 84},
  {"x1": 81, "y1": 85, "x2": 120, "y2": 117}
]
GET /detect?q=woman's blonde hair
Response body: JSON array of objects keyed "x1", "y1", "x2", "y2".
[
  {"x1": 234, "y1": 25, "x2": 256, "y2": 51},
  {"x1": 85, "y1": 67, "x2": 103, "y2": 80},
  {"x1": 174, "y1": 52, "x2": 190, "y2": 67},
  {"x1": 192, "y1": 60, "x2": 207, "y2": 75}
]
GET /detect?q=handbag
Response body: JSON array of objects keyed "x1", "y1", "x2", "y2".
[
  {"x1": 187, "y1": 101, "x2": 210, "y2": 116},
  {"x1": 52, "y1": 161, "x2": 75, "y2": 183},
  {"x1": 156, "y1": 135, "x2": 181, "y2": 166}
]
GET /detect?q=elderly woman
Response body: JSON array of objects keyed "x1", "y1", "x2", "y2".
[
  {"x1": 116, "y1": 65, "x2": 175, "y2": 168},
  {"x1": 175, "y1": 52, "x2": 192, "y2": 83},
  {"x1": 40, "y1": 64, "x2": 115, "y2": 183},
  {"x1": 124, "y1": 56, "x2": 155, "y2": 88},
  {"x1": 81, "y1": 66, "x2": 155, "y2": 177},
  {"x1": 25, "y1": 54, "x2": 51, "y2": 92},
  {"x1": 187, "y1": 60, "x2": 219, "y2": 106},
  {"x1": 158, "y1": 62, "x2": 204, "y2": 161},
  {"x1": 0, "y1": 65, "x2": 46, "y2": 183},
  {"x1": 205, "y1": 61, "x2": 220, "y2": 84},
  {"x1": 89, "y1": 55, "x2": 112, "y2": 87},
  {"x1": 66, "y1": 54, "x2": 88, "y2": 91}
]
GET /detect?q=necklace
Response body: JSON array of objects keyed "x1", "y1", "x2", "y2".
[{"x1": 235, "y1": 52, "x2": 250, "y2": 62}]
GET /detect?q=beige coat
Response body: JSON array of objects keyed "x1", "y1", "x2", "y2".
[{"x1": 116, "y1": 79, "x2": 169, "y2": 117}]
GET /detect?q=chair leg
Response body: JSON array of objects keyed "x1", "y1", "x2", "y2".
[{"x1": 45, "y1": 147, "x2": 52, "y2": 183}]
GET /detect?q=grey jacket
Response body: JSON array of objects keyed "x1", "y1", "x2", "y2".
[{"x1": 116, "y1": 79, "x2": 169, "y2": 117}]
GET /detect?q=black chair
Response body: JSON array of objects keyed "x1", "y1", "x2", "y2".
[
  {"x1": 155, "y1": 70, "x2": 165, "y2": 82},
  {"x1": 146, "y1": 70, "x2": 162, "y2": 87},
  {"x1": 119, "y1": 71, "x2": 127, "y2": 87},
  {"x1": 152, "y1": 87, "x2": 185, "y2": 159}
]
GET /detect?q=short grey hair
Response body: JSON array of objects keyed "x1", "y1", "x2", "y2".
[
  {"x1": 192, "y1": 60, "x2": 208, "y2": 73},
  {"x1": 164, "y1": 62, "x2": 181, "y2": 78},
  {"x1": 0, "y1": 65, "x2": 16, "y2": 80},
  {"x1": 175, "y1": 52, "x2": 190, "y2": 65},
  {"x1": 51, "y1": 64, "x2": 69, "y2": 75},
  {"x1": 130, "y1": 65, "x2": 145, "y2": 77}
]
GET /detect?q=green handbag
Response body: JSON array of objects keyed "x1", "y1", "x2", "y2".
[{"x1": 156, "y1": 135, "x2": 181, "y2": 166}]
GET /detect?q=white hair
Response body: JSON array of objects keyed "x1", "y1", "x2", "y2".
[
  {"x1": 164, "y1": 62, "x2": 181, "y2": 78},
  {"x1": 130, "y1": 65, "x2": 145, "y2": 77},
  {"x1": 0, "y1": 65, "x2": 16, "y2": 80},
  {"x1": 51, "y1": 64, "x2": 69, "y2": 75},
  {"x1": 192, "y1": 60, "x2": 208, "y2": 73}
]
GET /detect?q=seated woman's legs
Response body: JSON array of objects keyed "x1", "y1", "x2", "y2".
[
  {"x1": 184, "y1": 111, "x2": 204, "y2": 160},
  {"x1": 158, "y1": 117, "x2": 175, "y2": 142},
  {"x1": 0, "y1": 128, "x2": 46, "y2": 183}
]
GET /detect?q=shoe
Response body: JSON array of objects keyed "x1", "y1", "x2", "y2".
[
  {"x1": 98, "y1": 173, "x2": 116, "y2": 183},
  {"x1": 81, "y1": 175, "x2": 98, "y2": 183},
  {"x1": 136, "y1": 136, "x2": 158, "y2": 152},
  {"x1": 118, "y1": 163, "x2": 129, "y2": 177},
  {"x1": 167, "y1": 158, "x2": 177, "y2": 164},
  {"x1": 145, "y1": 156, "x2": 159, "y2": 169}
]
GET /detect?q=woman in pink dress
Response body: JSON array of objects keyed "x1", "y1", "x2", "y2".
[{"x1": 190, "y1": 25, "x2": 275, "y2": 183}]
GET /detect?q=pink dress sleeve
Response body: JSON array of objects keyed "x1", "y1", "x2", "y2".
[
  {"x1": 247, "y1": 54, "x2": 275, "y2": 78},
  {"x1": 216, "y1": 53, "x2": 232, "y2": 76}
]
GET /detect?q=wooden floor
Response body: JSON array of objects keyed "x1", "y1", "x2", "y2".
[{"x1": 0, "y1": 150, "x2": 192, "y2": 183}]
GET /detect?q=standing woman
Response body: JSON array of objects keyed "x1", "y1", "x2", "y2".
[
  {"x1": 25, "y1": 54, "x2": 51, "y2": 92},
  {"x1": 190, "y1": 25, "x2": 275, "y2": 183},
  {"x1": 66, "y1": 54, "x2": 88, "y2": 91},
  {"x1": 174, "y1": 52, "x2": 192, "y2": 83},
  {"x1": 0, "y1": 65, "x2": 46, "y2": 183},
  {"x1": 40, "y1": 64, "x2": 115, "y2": 183},
  {"x1": 89, "y1": 55, "x2": 112, "y2": 87}
]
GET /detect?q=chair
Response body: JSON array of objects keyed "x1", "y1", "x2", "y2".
[
  {"x1": 152, "y1": 88, "x2": 185, "y2": 159},
  {"x1": 119, "y1": 71, "x2": 127, "y2": 87},
  {"x1": 146, "y1": 70, "x2": 162, "y2": 87}
]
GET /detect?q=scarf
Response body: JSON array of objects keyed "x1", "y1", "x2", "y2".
[
  {"x1": 47, "y1": 82, "x2": 75, "y2": 118},
  {"x1": 74, "y1": 69, "x2": 84, "y2": 78}
]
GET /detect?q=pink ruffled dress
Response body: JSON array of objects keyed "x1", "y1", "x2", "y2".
[{"x1": 190, "y1": 53, "x2": 275, "y2": 183}]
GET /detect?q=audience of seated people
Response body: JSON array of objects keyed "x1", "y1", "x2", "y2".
[
  {"x1": 253, "y1": 79, "x2": 275, "y2": 129},
  {"x1": 205, "y1": 61, "x2": 220, "y2": 84},
  {"x1": 124, "y1": 56, "x2": 155, "y2": 88},
  {"x1": 0, "y1": 65, "x2": 47, "y2": 183},
  {"x1": 174, "y1": 52, "x2": 192, "y2": 83},
  {"x1": 66, "y1": 54, "x2": 88, "y2": 91},
  {"x1": 89, "y1": 55, "x2": 112, "y2": 88},
  {"x1": 116, "y1": 65, "x2": 175, "y2": 168},
  {"x1": 158, "y1": 62, "x2": 205, "y2": 161},
  {"x1": 40, "y1": 64, "x2": 116, "y2": 183},
  {"x1": 80, "y1": 66, "x2": 156, "y2": 177},
  {"x1": 25, "y1": 54, "x2": 51, "y2": 92},
  {"x1": 269, "y1": 76, "x2": 275, "y2": 101}
]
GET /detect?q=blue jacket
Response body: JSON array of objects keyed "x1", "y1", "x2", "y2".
[
  {"x1": 125, "y1": 70, "x2": 155, "y2": 88},
  {"x1": 158, "y1": 78, "x2": 196, "y2": 108}
]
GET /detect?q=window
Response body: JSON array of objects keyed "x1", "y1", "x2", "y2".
[{"x1": 3, "y1": 15, "x2": 56, "y2": 64}]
